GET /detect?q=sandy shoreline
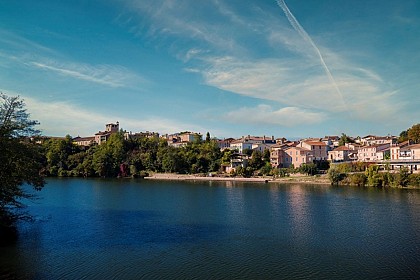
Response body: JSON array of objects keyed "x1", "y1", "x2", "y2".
[{"x1": 144, "y1": 173, "x2": 331, "y2": 184}]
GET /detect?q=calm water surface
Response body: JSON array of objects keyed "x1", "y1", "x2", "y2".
[{"x1": 1, "y1": 178, "x2": 419, "y2": 279}]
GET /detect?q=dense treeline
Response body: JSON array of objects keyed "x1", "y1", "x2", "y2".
[
  {"x1": 42, "y1": 132, "x2": 226, "y2": 177},
  {"x1": 328, "y1": 162, "x2": 420, "y2": 187}
]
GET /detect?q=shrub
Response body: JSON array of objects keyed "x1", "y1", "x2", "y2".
[
  {"x1": 298, "y1": 163, "x2": 318, "y2": 176},
  {"x1": 396, "y1": 167, "x2": 410, "y2": 187},
  {"x1": 349, "y1": 173, "x2": 367, "y2": 187},
  {"x1": 409, "y1": 173, "x2": 420, "y2": 187},
  {"x1": 273, "y1": 168, "x2": 290, "y2": 178},
  {"x1": 328, "y1": 167, "x2": 346, "y2": 185}
]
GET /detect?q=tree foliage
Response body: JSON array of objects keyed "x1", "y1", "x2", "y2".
[
  {"x1": 298, "y1": 163, "x2": 318, "y2": 176},
  {"x1": 408, "y1": 123, "x2": 420, "y2": 144},
  {"x1": 327, "y1": 167, "x2": 346, "y2": 185},
  {"x1": 0, "y1": 93, "x2": 45, "y2": 229},
  {"x1": 338, "y1": 133, "x2": 354, "y2": 146}
]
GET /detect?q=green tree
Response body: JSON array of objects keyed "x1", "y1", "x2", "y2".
[
  {"x1": 242, "y1": 148, "x2": 253, "y2": 157},
  {"x1": 260, "y1": 162, "x2": 273, "y2": 175},
  {"x1": 298, "y1": 163, "x2": 318, "y2": 176},
  {"x1": 43, "y1": 135, "x2": 80, "y2": 176},
  {"x1": 408, "y1": 123, "x2": 420, "y2": 143},
  {"x1": 365, "y1": 165, "x2": 383, "y2": 187},
  {"x1": 93, "y1": 132, "x2": 126, "y2": 177},
  {"x1": 248, "y1": 150, "x2": 264, "y2": 170},
  {"x1": 338, "y1": 133, "x2": 354, "y2": 146},
  {"x1": 0, "y1": 94, "x2": 45, "y2": 233},
  {"x1": 328, "y1": 167, "x2": 346, "y2": 185},
  {"x1": 263, "y1": 149, "x2": 271, "y2": 163},
  {"x1": 396, "y1": 167, "x2": 410, "y2": 187},
  {"x1": 398, "y1": 129, "x2": 408, "y2": 143}
]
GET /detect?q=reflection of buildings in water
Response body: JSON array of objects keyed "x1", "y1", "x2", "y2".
[
  {"x1": 287, "y1": 185, "x2": 311, "y2": 238},
  {"x1": 268, "y1": 185, "x2": 281, "y2": 219},
  {"x1": 406, "y1": 192, "x2": 420, "y2": 232},
  {"x1": 224, "y1": 181, "x2": 234, "y2": 188},
  {"x1": 223, "y1": 184, "x2": 245, "y2": 223}
]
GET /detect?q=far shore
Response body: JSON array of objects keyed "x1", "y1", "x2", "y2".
[{"x1": 144, "y1": 173, "x2": 331, "y2": 184}]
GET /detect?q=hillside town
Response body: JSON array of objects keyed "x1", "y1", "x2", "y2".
[{"x1": 68, "y1": 122, "x2": 420, "y2": 174}]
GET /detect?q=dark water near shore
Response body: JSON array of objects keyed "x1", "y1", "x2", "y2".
[{"x1": 1, "y1": 178, "x2": 419, "y2": 279}]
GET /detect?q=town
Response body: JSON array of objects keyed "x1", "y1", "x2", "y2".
[{"x1": 61, "y1": 121, "x2": 420, "y2": 174}]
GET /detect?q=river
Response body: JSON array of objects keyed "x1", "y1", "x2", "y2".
[{"x1": 1, "y1": 178, "x2": 419, "y2": 279}]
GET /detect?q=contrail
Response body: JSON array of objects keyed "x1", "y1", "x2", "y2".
[{"x1": 275, "y1": 0, "x2": 346, "y2": 108}]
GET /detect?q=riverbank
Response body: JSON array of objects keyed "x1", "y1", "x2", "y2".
[{"x1": 144, "y1": 173, "x2": 331, "y2": 184}]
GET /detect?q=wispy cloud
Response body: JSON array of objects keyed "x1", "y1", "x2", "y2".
[
  {"x1": 20, "y1": 94, "x2": 203, "y2": 136},
  {"x1": 121, "y1": 0, "x2": 402, "y2": 125},
  {"x1": 0, "y1": 30, "x2": 147, "y2": 89},
  {"x1": 0, "y1": 28, "x2": 58, "y2": 56},
  {"x1": 200, "y1": 55, "x2": 400, "y2": 120},
  {"x1": 29, "y1": 60, "x2": 145, "y2": 88},
  {"x1": 225, "y1": 104, "x2": 326, "y2": 126}
]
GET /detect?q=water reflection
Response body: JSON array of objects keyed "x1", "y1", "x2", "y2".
[
  {"x1": 1, "y1": 179, "x2": 419, "y2": 279},
  {"x1": 286, "y1": 185, "x2": 311, "y2": 240},
  {"x1": 223, "y1": 182, "x2": 246, "y2": 225}
]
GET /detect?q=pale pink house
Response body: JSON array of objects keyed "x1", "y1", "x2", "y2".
[
  {"x1": 298, "y1": 141, "x2": 328, "y2": 160},
  {"x1": 282, "y1": 146, "x2": 314, "y2": 168},
  {"x1": 270, "y1": 149, "x2": 287, "y2": 168}
]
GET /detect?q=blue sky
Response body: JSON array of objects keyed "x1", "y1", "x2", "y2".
[{"x1": 1, "y1": 0, "x2": 419, "y2": 139}]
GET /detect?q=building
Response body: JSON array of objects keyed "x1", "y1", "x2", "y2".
[
  {"x1": 328, "y1": 146, "x2": 353, "y2": 162},
  {"x1": 298, "y1": 140, "x2": 328, "y2": 161},
  {"x1": 164, "y1": 131, "x2": 202, "y2": 147},
  {"x1": 124, "y1": 131, "x2": 159, "y2": 140},
  {"x1": 217, "y1": 138, "x2": 235, "y2": 150},
  {"x1": 222, "y1": 154, "x2": 249, "y2": 174},
  {"x1": 321, "y1": 136, "x2": 340, "y2": 151},
  {"x1": 390, "y1": 141, "x2": 411, "y2": 160},
  {"x1": 357, "y1": 143, "x2": 390, "y2": 162},
  {"x1": 283, "y1": 146, "x2": 314, "y2": 168},
  {"x1": 270, "y1": 149, "x2": 287, "y2": 168},
  {"x1": 73, "y1": 136, "x2": 95, "y2": 147},
  {"x1": 229, "y1": 135, "x2": 276, "y2": 153},
  {"x1": 360, "y1": 135, "x2": 397, "y2": 146},
  {"x1": 95, "y1": 122, "x2": 120, "y2": 145},
  {"x1": 229, "y1": 139, "x2": 253, "y2": 154}
]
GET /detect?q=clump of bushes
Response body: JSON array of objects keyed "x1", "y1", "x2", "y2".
[
  {"x1": 328, "y1": 167, "x2": 347, "y2": 185},
  {"x1": 327, "y1": 163, "x2": 418, "y2": 188}
]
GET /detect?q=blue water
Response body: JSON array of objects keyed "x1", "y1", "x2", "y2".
[{"x1": 1, "y1": 178, "x2": 419, "y2": 279}]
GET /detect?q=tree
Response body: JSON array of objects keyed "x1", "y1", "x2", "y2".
[
  {"x1": 397, "y1": 167, "x2": 410, "y2": 187},
  {"x1": 408, "y1": 123, "x2": 420, "y2": 144},
  {"x1": 398, "y1": 129, "x2": 408, "y2": 143},
  {"x1": 299, "y1": 163, "x2": 318, "y2": 176},
  {"x1": 93, "y1": 132, "x2": 126, "y2": 177},
  {"x1": 328, "y1": 167, "x2": 346, "y2": 185},
  {"x1": 338, "y1": 133, "x2": 354, "y2": 146},
  {"x1": 0, "y1": 93, "x2": 45, "y2": 232},
  {"x1": 248, "y1": 150, "x2": 264, "y2": 170}
]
